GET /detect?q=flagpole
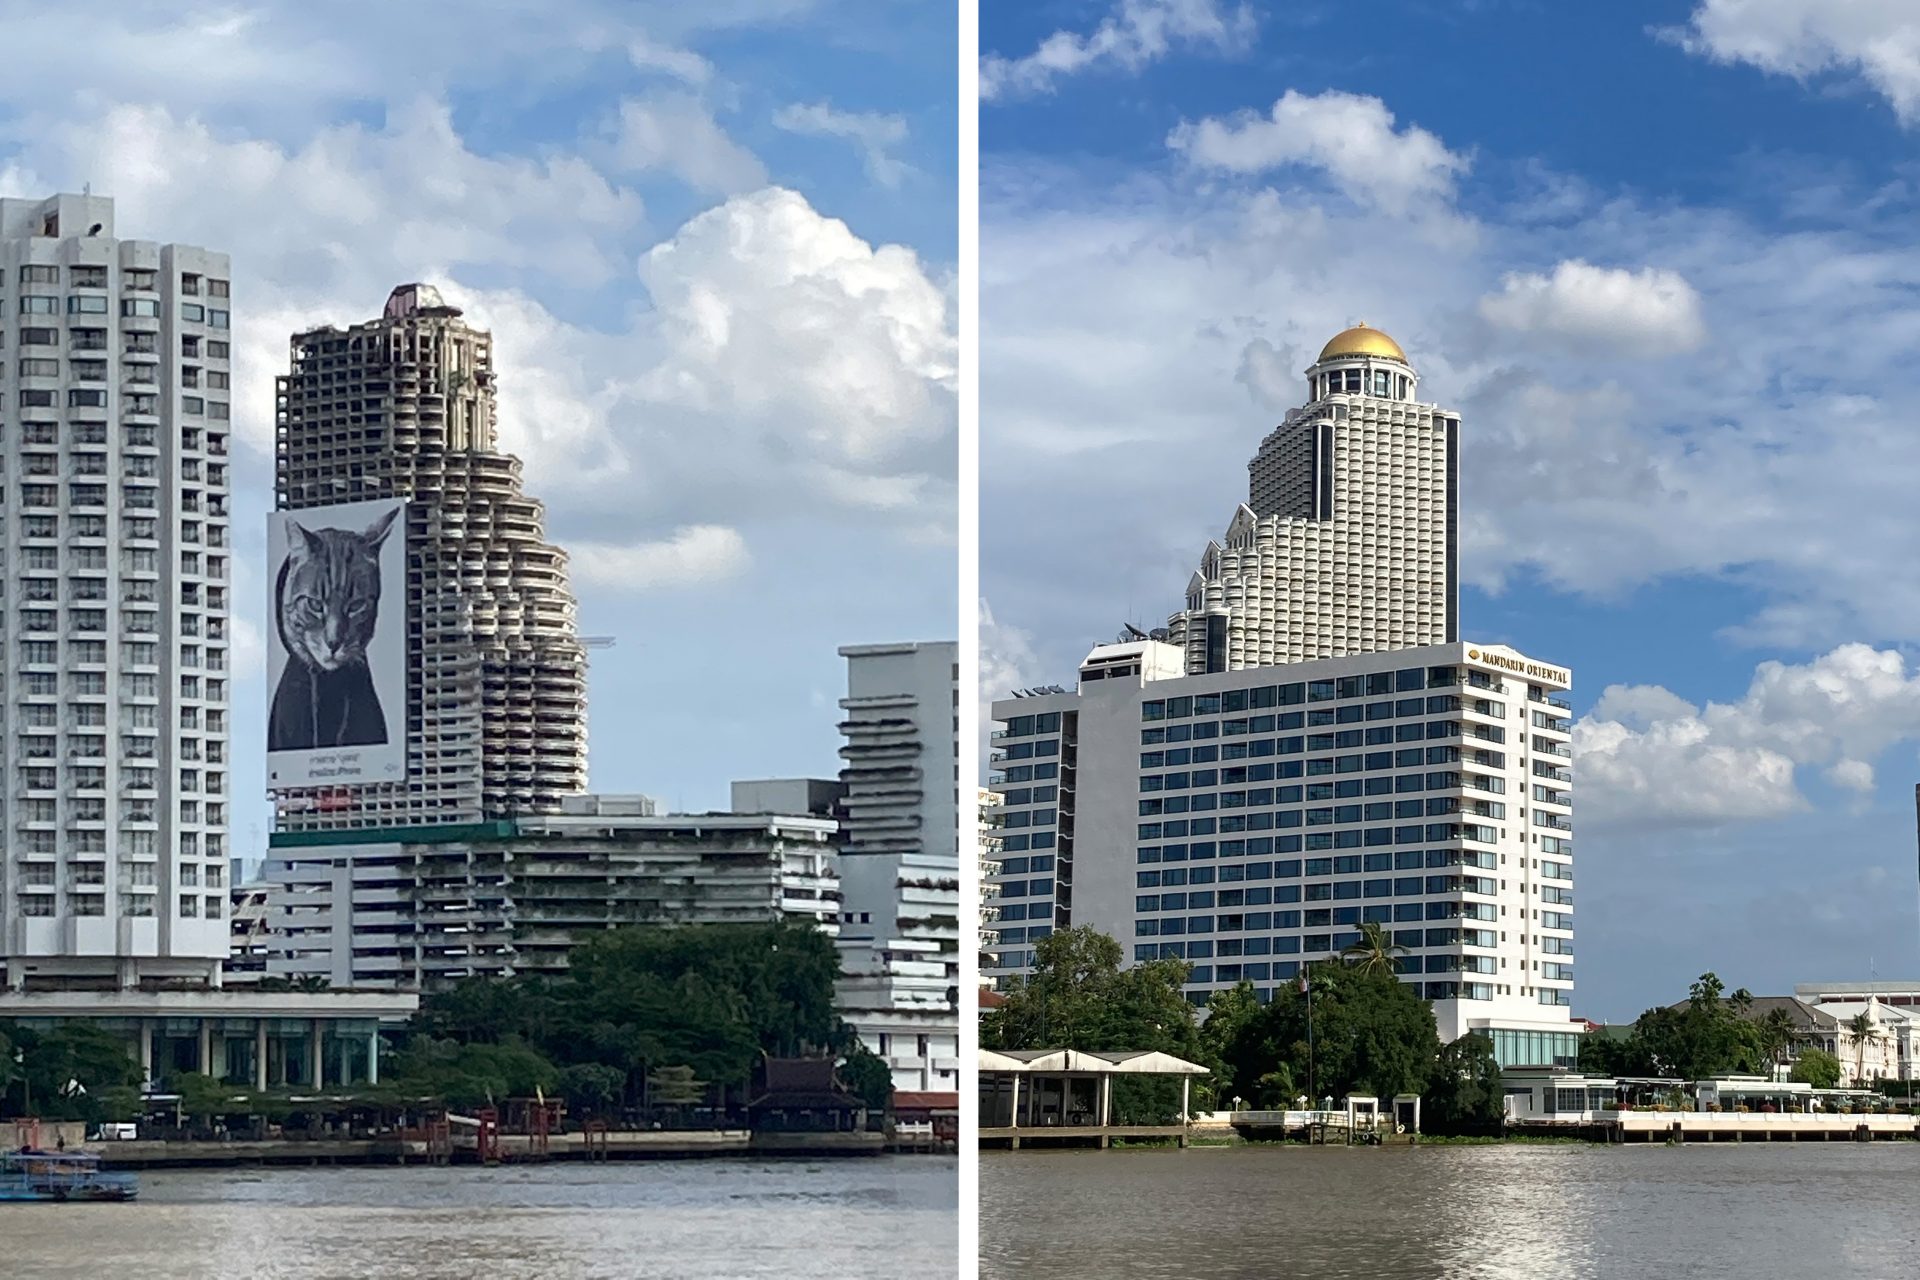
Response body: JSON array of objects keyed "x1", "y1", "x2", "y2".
[{"x1": 1304, "y1": 965, "x2": 1316, "y2": 1111}]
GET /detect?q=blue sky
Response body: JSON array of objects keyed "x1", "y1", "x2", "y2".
[
  {"x1": 980, "y1": 0, "x2": 1920, "y2": 1019},
  {"x1": 0, "y1": 0, "x2": 957, "y2": 845}
]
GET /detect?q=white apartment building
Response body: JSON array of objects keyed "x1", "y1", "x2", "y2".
[
  {"x1": 265, "y1": 797, "x2": 839, "y2": 990},
  {"x1": 0, "y1": 194, "x2": 233, "y2": 991},
  {"x1": 978, "y1": 788, "x2": 1004, "y2": 985},
  {"x1": 1166, "y1": 324, "x2": 1459, "y2": 672},
  {"x1": 987, "y1": 638, "x2": 1579, "y2": 1066},
  {"x1": 270, "y1": 284, "x2": 588, "y2": 833},
  {"x1": 835, "y1": 642, "x2": 961, "y2": 1095}
]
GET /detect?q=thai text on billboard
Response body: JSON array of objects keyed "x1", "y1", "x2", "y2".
[{"x1": 265, "y1": 497, "x2": 408, "y2": 789}]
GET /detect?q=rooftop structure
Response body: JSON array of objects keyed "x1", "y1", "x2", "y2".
[{"x1": 1165, "y1": 323, "x2": 1459, "y2": 672}]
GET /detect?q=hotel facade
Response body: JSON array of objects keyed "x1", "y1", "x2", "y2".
[{"x1": 986, "y1": 325, "x2": 1579, "y2": 1069}]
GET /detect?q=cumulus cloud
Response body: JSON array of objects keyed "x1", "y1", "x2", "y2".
[
  {"x1": 1168, "y1": 89, "x2": 1468, "y2": 217},
  {"x1": 569, "y1": 526, "x2": 751, "y2": 589},
  {"x1": 633, "y1": 186, "x2": 955, "y2": 469},
  {"x1": 1479, "y1": 260, "x2": 1707, "y2": 355},
  {"x1": 773, "y1": 101, "x2": 910, "y2": 187},
  {"x1": 1667, "y1": 0, "x2": 1920, "y2": 125},
  {"x1": 1575, "y1": 645, "x2": 1920, "y2": 827},
  {"x1": 612, "y1": 93, "x2": 767, "y2": 194},
  {"x1": 981, "y1": 0, "x2": 1255, "y2": 100}
]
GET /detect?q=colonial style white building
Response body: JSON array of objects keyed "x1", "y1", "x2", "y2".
[
  {"x1": 0, "y1": 194, "x2": 234, "y2": 991},
  {"x1": 1166, "y1": 324, "x2": 1459, "y2": 672}
]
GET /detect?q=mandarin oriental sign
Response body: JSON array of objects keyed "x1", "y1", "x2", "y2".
[{"x1": 1466, "y1": 648, "x2": 1569, "y2": 685}]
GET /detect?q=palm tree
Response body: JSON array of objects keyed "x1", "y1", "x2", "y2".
[
  {"x1": 1848, "y1": 1012, "x2": 1887, "y2": 1085},
  {"x1": 1758, "y1": 1006, "x2": 1797, "y2": 1072},
  {"x1": 1340, "y1": 922, "x2": 1407, "y2": 977}
]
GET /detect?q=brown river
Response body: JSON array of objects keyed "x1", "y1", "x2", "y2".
[
  {"x1": 982, "y1": 1143, "x2": 1920, "y2": 1279},
  {"x1": 0, "y1": 1156, "x2": 957, "y2": 1279}
]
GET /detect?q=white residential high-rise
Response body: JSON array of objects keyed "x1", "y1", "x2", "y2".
[
  {"x1": 987, "y1": 640, "x2": 1579, "y2": 1065},
  {"x1": 1166, "y1": 324, "x2": 1460, "y2": 673},
  {"x1": 978, "y1": 788, "x2": 1004, "y2": 988},
  {"x1": 835, "y1": 641, "x2": 961, "y2": 1095},
  {"x1": 0, "y1": 194, "x2": 233, "y2": 991},
  {"x1": 270, "y1": 285, "x2": 588, "y2": 833}
]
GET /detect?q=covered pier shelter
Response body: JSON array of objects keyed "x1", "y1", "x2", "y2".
[{"x1": 978, "y1": 1048, "x2": 1209, "y2": 1149}]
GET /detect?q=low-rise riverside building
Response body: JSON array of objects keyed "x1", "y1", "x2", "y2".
[
  {"x1": 263, "y1": 796, "x2": 839, "y2": 990},
  {"x1": 0, "y1": 986, "x2": 417, "y2": 1090}
]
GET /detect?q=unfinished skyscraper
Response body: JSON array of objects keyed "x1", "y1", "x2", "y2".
[{"x1": 270, "y1": 284, "x2": 588, "y2": 832}]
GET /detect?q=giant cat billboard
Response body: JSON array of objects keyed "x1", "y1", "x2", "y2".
[{"x1": 265, "y1": 497, "x2": 408, "y2": 789}]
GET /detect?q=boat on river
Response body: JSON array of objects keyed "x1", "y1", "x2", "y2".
[{"x1": 0, "y1": 1148, "x2": 139, "y2": 1202}]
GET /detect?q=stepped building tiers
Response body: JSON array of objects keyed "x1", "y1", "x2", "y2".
[
  {"x1": 270, "y1": 284, "x2": 588, "y2": 832},
  {"x1": 1166, "y1": 324, "x2": 1459, "y2": 673},
  {"x1": 0, "y1": 195, "x2": 233, "y2": 990}
]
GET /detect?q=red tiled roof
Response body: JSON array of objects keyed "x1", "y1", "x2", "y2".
[{"x1": 893, "y1": 1091, "x2": 959, "y2": 1110}]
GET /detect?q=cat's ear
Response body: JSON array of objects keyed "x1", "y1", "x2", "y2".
[
  {"x1": 289, "y1": 520, "x2": 322, "y2": 556},
  {"x1": 363, "y1": 507, "x2": 400, "y2": 549}
]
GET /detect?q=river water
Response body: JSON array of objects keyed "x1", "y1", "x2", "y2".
[
  {"x1": 1, "y1": 1156, "x2": 956, "y2": 1279},
  {"x1": 982, "y1": 1143, "x2": 1920, "y2": 1279}
]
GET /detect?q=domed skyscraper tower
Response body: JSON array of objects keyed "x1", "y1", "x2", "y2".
[{"x1": 1166, "y1": 323, "x2": 1459, "y2": 672}]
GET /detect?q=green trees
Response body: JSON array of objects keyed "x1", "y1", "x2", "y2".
[
  {"x1": 982, "y1": 927, "x2": 1203, "y2": 1061},
  {"x1": 1424, "y1": 1033, "x2": 1505, "y2": 1135},
  {"x1": 0, "y1": 1022, "x2": 144, "y2": 1122},
  {"x1": 404, "y1": 920, "x2": 852, "y2": 1115},
  {"x1": 837, "y1": 1043, "x2": 895, "y2": 1112},
  {"x1": 984, "y1": 927, "x2": 1208, "y2": 1122},
  {"x1": 1578, "y1": 973, "x2": 1773, "y2": 1081},
  {"x1": 1789, "y1": 1048, "x2": 1843, "y2": 1089},
  {"x1": 1209, "y1": 963, "x2": 1439, "y2": 1106}
]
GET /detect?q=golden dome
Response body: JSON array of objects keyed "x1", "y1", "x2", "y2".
[{"x1": 1317, "y1": 323, "x2": 1407, "y2": 363}]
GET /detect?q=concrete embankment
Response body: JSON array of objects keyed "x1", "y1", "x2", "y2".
[{"x1": 88, "y1": 1129, "x2": 896, "y2": 1168}]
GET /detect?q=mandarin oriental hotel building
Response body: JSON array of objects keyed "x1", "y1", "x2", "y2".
[{"x1": 987, "y1": 638, "x2": 1579, "y2": 1068}]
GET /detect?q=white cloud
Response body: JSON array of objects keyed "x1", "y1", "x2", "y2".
[
  {"x1": 1479, "y1": 259, "x2": 1707, "y2": 355},
  {"x1": 1668, "y1": 0, "x2": 1920, "y2": 125},
  {"x1": 980, "y1": 0, "x2": 1256, "y2": 101},
  {"x1": 611, "y1": 93, "x2": 767, "y2": 194},
  {"x1": 633, "y1": 186, "x2": 955, "y2": 469},
  {"x1": 629, "y1": 33, "x2": 714, "y2": 86},
  {"x1": 979, "y1": 599, "x2": 1046, "y2": 765},
  {"x1": 773, "y1": 101, "x2": 910, "y2": 187},
  {"x1": 1574, "y1": 645, "x2": 1920, "y2": 827},
  {"x1": 569, "y1": 525, "x2": 751, "y2": 589},
  {"x1": 1168, "y1": 89, "x2": 1468, "y2": 216},
  {"x1": 982, "y1": 121, "x2": 1920, "y2": 670}
]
